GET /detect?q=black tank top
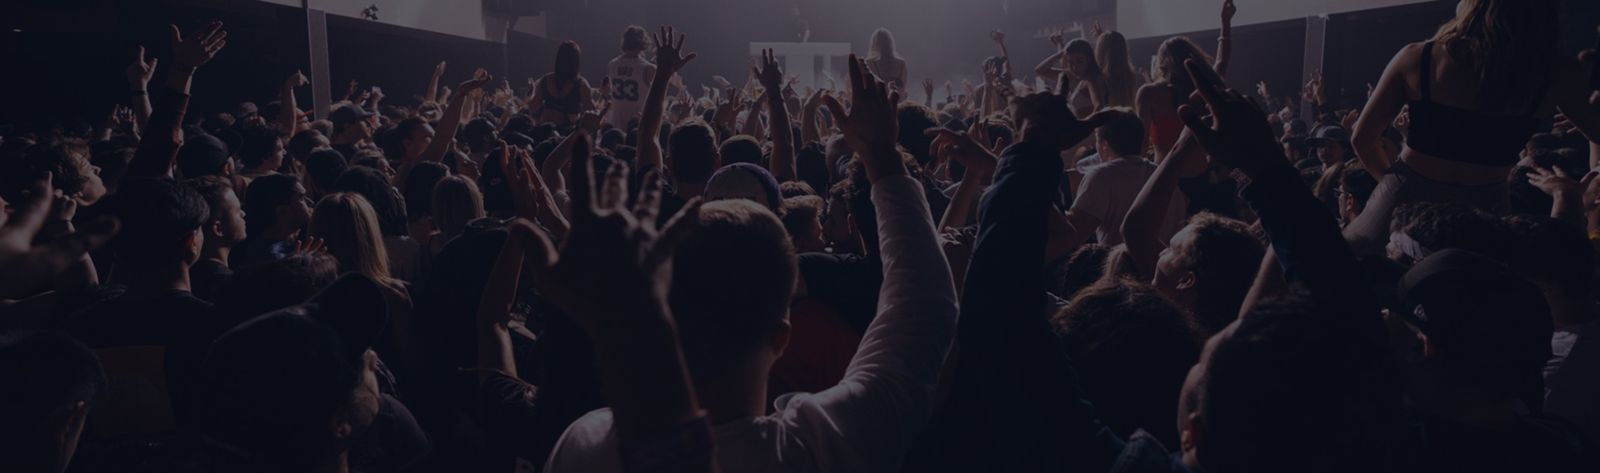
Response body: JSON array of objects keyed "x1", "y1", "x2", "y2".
[{"x1": 1405, "y1": 41, "x2": 1549, "y2": 167}]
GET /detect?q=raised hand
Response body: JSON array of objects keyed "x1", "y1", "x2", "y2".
[
  {"x1": 285, "y1": 70, "x2": 309, "y2": 89},
  {"x1": 0, "y1": 174, "x2": 119, "y2": 299},
  {"x1": 433, "y1": 61, "x2": 447, "y2": 78},
  {"x1": 1528, "y1": 166, "x2": 1593, "y2": 199},
  {"x1": 1303, "y1": 70, "x2": 1326, "y2": 106},
  {"x1": 652, "y1": 27, "x2": 698, "y2": 78},
  {"x1": 1255, "y1": 81, "x2": 1271, "y2": 102},
  {"x1": 1012, "y1": 74, "x2": 1116, "y2": 151},
  {"x1": 1049, "y1": 31, "x2": 1066, "y2": 50},
  {"x1": 501, "y1": 141, "x2": 542, "y2": 221},
  {"x1": 1221, "y1": 0, "x2": 1237, "y2": 27},
  {"x1": 579, "y1": 103, "x2": 610, "y2": 134},
  {"x1": 821, "y1": 55, "x2": 905, "y2": 181},
  {"x1": 1177, "y1": 59, "x2": 1285, "y2": 178},
  {"x1": 923, "y1": 79, "x2": 935, "y2": 101},
  {"x1": 1088, "y1": 21, "x2": 1106, "y2": 41},
  {"x1": 458, "y1": 71, "x2": 494, "y2": 95},
  {"x1": 170, "y1": 21, "x2": 227, "y2": 69},
  {"x1": 989, "y1": 29, "x2": 1006, "y2": 44},
  {"x1": 753, "y1": 48, "x2": 784, "y2": 94},
  {"x1": 127, "y1": 46, "x2": 158, "y2": 90},
  {"x1": 511, "y1": 133, "x2": 702, "y2": 328},
  {"x1": 927, "y1": 125, "x2": 998, "y2": 179}
]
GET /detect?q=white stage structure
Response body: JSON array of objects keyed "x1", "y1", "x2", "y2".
[{"x1": 749, "y1": 42, "x2": 853, "y2": 92}]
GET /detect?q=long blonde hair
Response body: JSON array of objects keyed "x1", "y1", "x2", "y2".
[
  {"x1": 869, "y1": 28, "x2": 899, "y2": 60},
  {"x1": 311, "y1": 192, "x2": 391, "y2": 281},
  {"x1": 1430, "y1": 0, "x2": 1559, "y2": 112},
  {"x1": 1097, "y1": 31, "x2": 1142, "y2": 108},
  {"x1": 431, "y1": 175, "x2": 485, "y2": 239}
]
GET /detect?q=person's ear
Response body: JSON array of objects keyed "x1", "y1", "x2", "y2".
[
  {"x1": 1176, "y1": 270, "x2": 1198, "y2": 291},
  {"x1": 187, "y1": 227, "x2": 204, "y2": 256},
  {"x1": 1341, "y1": 194, "x2": 1358, "y2": 219},
  {"x1": 209, "y1": 219, "x2": 224, "y2": 239},
  {"x1": 769, "y1": 317, "x2": 792, "y2": 358},
  {"x1": 1417, "y1": 331, "x2": 1437, "y2": 361}
]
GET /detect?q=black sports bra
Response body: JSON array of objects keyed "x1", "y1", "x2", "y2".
[{"x1": 1404, "y1": 41, "x2": 1548, "y2": 167}]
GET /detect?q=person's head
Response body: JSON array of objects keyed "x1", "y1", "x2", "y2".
[
  {"x1": 705, "y1": 163, "x2": 783, "y2": 212},
  {"x1": 1280, "y1": 133, "x2": 1308, "y2": 163},
  {"x1": 1154, "y1": 213, "x2": 1264, "y2": 337},
  {"x1": 1183, "y1": 295, "x2": 1404, "y2": 473},
  {"x1": 1306, "y1": 126, "x2": 1350, "y2": 166},
  {"x1": 287, "y1": 129, "x2": 331, "y2": 165},
  {"x1": 198, "y1": 275, "x2": 386, "y2": 472},
  {"x1": 1433, "y1": 0, "x2": 1559, "y2": 112},
  {"x1": 1094, "y1": 108, "x2": 1145, "y2": 158},
  {"x1": 667, "y1": 120, "x2": 721, "y2": 189},
  {"x1": 1154, "y1": 36, "x2": 1213, "y2": 90},
  {"x1": 431, "y1": 175, "x2": 485, "y2": 238},
  {"x1": 824, "y1": 180, "x2": 859, "y2": 254},
  {"x1": 243, "y1": 173, "x2": 313, "y2": 239},
  {"x1": 1337, "y1": 164, "x2": 1378, "y2": 225},
  {"x1": 460, "y1": 118, "x2": 499, "y2": 155},
  {"x1": 1387, "y1": 202, "x2": 1513, "y2": 266},
  {"x1": 0, "y1": 139, "x2": 106, "y2": 206},
  {"x1": 177, "y1": 133, "x2": 234, "y2": 179},
  {"x1": 384, "y1": 117, "x2": 434, "y2": 162},
  {"x1": 402, "y1": 162, "x2": 449, "y2": 224},
  {"x1": 780, "y1": 195, "x2": 827, "y2": 253},
  {"x1": 329, "y1": 105, "x2": 377, "y2": 143},
  {"x1": 1064, "y1": 39, "x2": 1101, "y2": 80},
  {"x1": 1504, "y1": 216, "x2": 1594, "y2": 302},
  {"x1": 334, "y1": 166, "x2": 408, "y2": 238},
  {"x1": 1390, "y1": 249, "x2": 1552, "y2": 413},
  {"x1": 620, "y1": 25, "x2": 649, "y2": 53},
  {"x1": 105, "y1": 178, "x2": 210, "y2": 272},
  {"x1": 670, "y1": 199, "x2": 797, "y2": 382},
  {"x1": 797, "y1": 143, "x2": 831, "y2": 196},
  {"x1": 897, "y1": 104, "x2": 939, "y2": 167},
  {"x1": 0, "y1": 332, "x2": 106, "y2": 473},
  {"x1": 719, "y1": 135, "x2": 764, "y2": 167},
  {"x1": 868, "y1": 28, "x2": 897, "y2": 60},
  {"x1": 310, "y1": 193, "x2": 391, "y2": 281},
  {"x1": 305, "y1": 148, "x2": 349, "y2": 199},
  {"x1": 1054, "y1": 278, "x2": 1199, "y2": 443},
  {"x1": 238, "y1": 127, "x2": 286, "y2": 174},
  {"x1": 1096, "y1": 32, "x2": 1139, "y2": 101},
  {"x1": 186, "y1": 176, "x2": 247, "y2": 251},
  {"x1": 555, "y1": 40, "x2": 582, "y2": 81}
]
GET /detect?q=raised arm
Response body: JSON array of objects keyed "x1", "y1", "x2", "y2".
[
  {"x1": 1214, "y1": 0, "x2": 1236, "y2": 77},
  {"x1": 1034, "y1": 31, "x2": 1067, "y2": 90},
  {"x1": 929, "y1": 123, "x2": 998, "y2": 231},
  {"x1": 1353, "y1": 44, "x2": 1417, "y2": 178},
  {"x1": 639, "y1": 27, "x2": 698, "y2": 175},
  {"x1": 418, "y1": 72, "x2": 493, "y2": 166},
  {"x1": 801, "y1": 90, "x2": 824, "y2": 145},
  {"x1": 809, "y1": 56, "x2": 957, "y2": 472},
  {"x1": 278, "y1": 71, "x2": 308, "y2": 137},
  {"x1": 424, "y1": 61, "x2": 445, "y2": 105},
  {"x1": 125, "y1": 46, "x2": 157, "y2": 135},
  {"x1": 755, "y1": 49, "x2": 797, "y2": 182},
  {"x1": 942, "y1": 88, "x2": 1125, "y2": 471},
  {"x1": 1120, "y1": 127, "x2": 1203, "y2": 279},
  {"x1": 128, "y1": 22, "x2": 226, "y2": 179}
]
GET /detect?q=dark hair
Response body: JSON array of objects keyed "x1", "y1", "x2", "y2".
[
  {"x1": 382, "y1": 117, "x2": 429, "y2": 161},
  {"x1": 0, "y1": 139, "x2": 94, "y2": 204},
  {"x1": 212, "y1": 252, "x2": 341, "y2": 325},
  {"x1": 460, "y1": 119, "x2": 499, "y2": 154},
  {"x1": 403, "y1": 162, "x2": 450, "y2": 221},
  {"x1": 1065, "y1": 39, "x2": 1101, "y2": 77},
  {"x1": 621, "y1": 25, "x2": 650, "y2": 52},
  {"x1": 1097, "y1": 108, "x2": 1145, "y2": 156},
  {"x1": 0, "y1": 331, "x2": 106, "y2": 458},
  {"x1": 780, "y1": 195, "x2": 825, "y2": 239},
  {"x1": 305, "y1": 149, "x2": 348, "y2": 194},
  {"x1": 669, "y1": 121, "x2": 720, "y2": 184},
  {"x1": 555, "y1": 41, "x2": 582, "y2": 81},
  {"x1": 287, "y1": 130, "x2": 329, "y2": 161},
  {"x1": 670, "y1": 200, "x2": 797, "y2": 375},
  {"x1": 719, "y1": 135, "x2": 764, "y2": 167},
  {"x1": 1051, "y1": 243, "x2": 1111, "y2": 301},
  {"x1": 1390, "y1": 202, "x2": 1514, "y2": 262},
  {"x1": 897, "y1": 104, "x2": 939, "y2": 167},
  {"x1": 90, "y1": 143, "x2": 136, "y2": 195},
  {"x1": 185, "y1": 175, "x2": 236, "y2": 221},
  {"x1": 1505, "y1": 216, "x2": 1594, "y2": 297},
  {"x1": 105, "y1": 178, "x2": 209, "y2": 270},
  {"x1": 796, "y1": 143, "x2": 831, "y2": 198},
  {"x1": 334, "y1": 166, "x2": 409, "y2": 238},
  {"x1": 1180, "y1": 213, "x2": 1265, "y2": 336},
  {"x1": 238, "y1": 127, "x2": 283, "y2": 170},
  {"x1": 1054, "y1": 278, "x2": 1198, "y2": 444},
  {"x1": 779, "y1": 181, "x2": 817, "y2": 198},
  {"x1": 243, "y1": 173, "x2": 302, "y2": 238},
  {"x1": 1200, "y1": 295, "x2": 1405, "y2": 473}
]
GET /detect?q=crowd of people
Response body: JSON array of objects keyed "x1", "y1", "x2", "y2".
[{"x1": 3, "y1": 0, "x2": 1600, "y2": 471}]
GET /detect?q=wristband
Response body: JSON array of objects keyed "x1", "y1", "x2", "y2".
[{"x1": 130, "y1": 89, "x2": 148, "y2": 96}]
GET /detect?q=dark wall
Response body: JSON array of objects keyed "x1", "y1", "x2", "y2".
[{"x1": 1128, "y1": 18, "x2": 1308, "y2": 112}]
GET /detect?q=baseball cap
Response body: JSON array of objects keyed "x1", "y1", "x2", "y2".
[
  {"x1": 1397, "y1": 249, "x2": 1551, "y2": 404},
  {"x1": 197, "y1": 273, "x2": 389, "y2": 464},
  {"x1": 177, "y1": 133, "x2": 232, "y2": 178},
  {"x1": 329, "y1": 104, "x2": 376, "y2": 130},
  {"x1": 704, "y1": 163, "x2": 782, "y2": 211},
  {"x1": 1306, "y1": 125, "x2": 1350, "y2": 147}
]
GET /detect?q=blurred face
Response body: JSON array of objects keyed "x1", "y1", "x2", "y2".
[
  {"x1": 404, "y1": 124, "x2": 435, "y2": 157},
  {"x1": 280, "y1": 183, "x2": 314, "y2": 231},
  {"x1": 1283, "y1": 141, "x2": 1303, "y2": 161},
  {"x1": 1177, "y1": 321, "x2": 1238, "y2": 458},
  {"x1": 1314, "y1": 142, "x2": 1345, "y2": 165},
  {"x1": 1154, "y1": 225, "x2": 1199, "y2": 301},
  {"x1": 71, "y1": 155, "x2": 106, "y2": 206},
  {"x1": 1066, "y1": 52, "x2": 1093, "y2": 79},
  {"x1": 218, "y1": 190, "x2": 248, "y2": 245},
  {"x1": 262, "y1": 139, "x2": 287, "y2": 172}
]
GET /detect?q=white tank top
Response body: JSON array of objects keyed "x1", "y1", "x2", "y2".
[{"x1": 606, "y1": 56, "x2": 653, "y2": 129}]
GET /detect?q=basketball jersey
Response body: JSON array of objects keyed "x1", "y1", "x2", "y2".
[{"x1": 606, "y1": 56, "x2": 652, "y2": 129}]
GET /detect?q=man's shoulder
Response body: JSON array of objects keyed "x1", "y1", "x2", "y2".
[{"x1": 546, "y1": 408, "x2": 622, "y2": 471}]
